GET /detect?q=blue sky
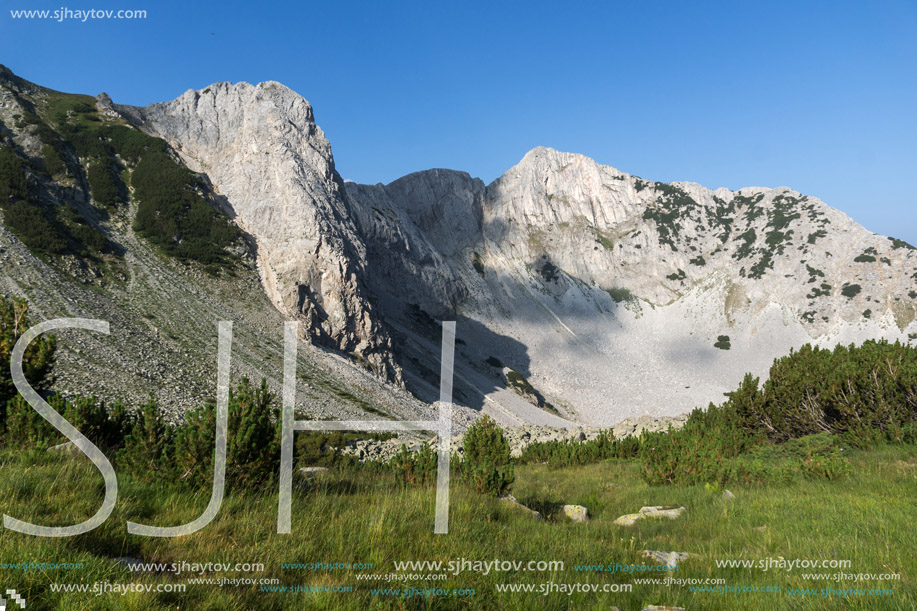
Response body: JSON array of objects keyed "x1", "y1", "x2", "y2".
[{"x1": 2, "y1": 0, "x2": 915, "y2": 244}]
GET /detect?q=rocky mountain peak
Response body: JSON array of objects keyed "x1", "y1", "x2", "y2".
[
  {"x1": 127, "y1": 80, "x2": 401, "y2": 382},
  {"x1": 5, "y1": 65, "x2": 912, "y2": 428}
]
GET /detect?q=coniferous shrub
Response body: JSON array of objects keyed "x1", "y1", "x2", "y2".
[
  {"x1": 226, "y1": 378, "x2": 280, "y2": 489},
  {"x1": 4, "y1": 394, "x2": 56, "y2": 448},
  {"x1": 0, "y1": 296, "x2": 56, "y2": 418},
  {"x1": 131, "y1": 149, "x2": 239, "y2": 266},
  {"x1": 392, "y1": 444, "x2": 438, "y2": 487},
  {"x1": 0, "y1": 145, "x2": 31, "y2": 201},
  {"x1": 40, "y1": 144, "x2": 67, "y2": 177},
  {"x1": 170, "y1": 378, "x2": 282, "y2": 489},
  {"x1": 461, "y1": 415, "x2": 514, "y2": 496},
  {"x1": 86, "y1": 159, "x2": 123, "y2": 208},
  {"x1": 117, "y1": 396, "x2": 173, "y2": 483},
  {"x1": 733, "y1": 341, "x2": 917, "y2": 442},
  {"x1": 4, "y1": 394, "x2": 131, "y2": 451},
  {"x1": 171, "y1": 401, "x2": 218, "y2": 484},
  {"x1": 0, "y1": 200, "x2": 68, "y2": 255},
  {"x1": 516, "y1": 430, "x2": 644, "y2": 468}
]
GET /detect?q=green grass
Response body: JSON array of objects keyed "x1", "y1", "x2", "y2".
[
  {"x1": 595, "y1": 230, "x2": 614, "y2": 250},
  {"x1": 0, "y1": 443, "x2": 914, "y2": 610}
]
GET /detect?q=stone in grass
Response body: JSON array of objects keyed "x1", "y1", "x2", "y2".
[
  {"x1": 299, "y1": 466, "x2": 330, "y2": 478},
  {"x1": 48, "y1": 441, "x2": 80, "y2": 456},
  {"x1": 499, "y1": 495, "x2": 543, "y2": 520},
  {"x1": 561, "y1": 505, "x2": 589, "y2": 523},
  {"x1": 641, "y1": 606, "x2": 686, "y2": 611},
  {"x1": 614, "y1": 505, "x2": 685, "y2": 526},
  {"x1": 113, "y1": 557, "x2": 144, "y2": 570},
  {"x1": 642, "y1": 550, "x2": 692, "y2": 568},
  {"x1": 722, "y1": 489, "x2": 736, "y2": 500}
]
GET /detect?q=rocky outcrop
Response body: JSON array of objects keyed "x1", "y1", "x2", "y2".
[
  {"x1": 126, "y1": 82, "x2": 401, "y2": 382},
  {"x1": 337, "y1": 415, "x2": 687, "y2": 463},
  {"x1": 499, "y1": 495, "x2": 543, "y2": 520},
  {"x1": 5, "y1": 65, "x2": 915, "y2": 428},
  {"x1": 614, "y1": 506, "x2": 686, "y2": 527},
  {"x1": 642, "y1": 550, "x2": 692, "y2": 568},
  {"x1": 127, "y1": 79, "x2": 917, "y2": 426},
  {"x1": 343, "y1": 169, "x2": 484, "y2": 317}
]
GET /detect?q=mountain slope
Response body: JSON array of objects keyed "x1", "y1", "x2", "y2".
[
  {"x1": 0, "y1": 66, "x2": 429, "y2": 425},
  {"x1": 2, "y1": 66, "x2": 915, "y2": 428},
  {"x1": 345, "y1": 148, "x2": 917, "y2": 425}
]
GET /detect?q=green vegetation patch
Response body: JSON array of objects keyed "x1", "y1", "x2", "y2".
[
  {"x1": 805, "y1": 264, "x2": 825, "y2": 283},
  {"x1": 471, "y1": 251, "x2": 485, "y2": 276},
  {"x1": 714, "y1": 335, "x2": 731, "y2": 350},
  {"x1": 807, "y1": 229, "x2": 828, "y2": 245},
  {"x1": 890, "y1": 236, "x2": 916, "y2": 250},
  {"x1": 1, "y1": 145, "x2": 114, "y2": 259},
  {"x1": 536, "y1": 258, "x2": 560, "y2": 282},
  {"x1": 605, "y1": 286, "x2": 636, "y2": 303},
  {"x1": 841, "y1": 283, "x2": 862, "y2": 298},
  {"x1": 807, "y1": 282, "x2": 832, "y2": 299},
  {"x1": 641, "y1": 183, "x2": 699, "y2": 251},
  {"x1": 733, "y1": 228, "x2": 757, "y2": 260},
  {"x1": 23, "y1": 89, "x2": 239, "y2": 269},
  {"x1": 130, "y1": 142, "x2": 240, "y2": 268},
  {"x1": 666, "y1": 268, "x2": 686, "y2": 282},
  {"x1": 595, "y1": 229, "x2": 614, "y2": 250}
]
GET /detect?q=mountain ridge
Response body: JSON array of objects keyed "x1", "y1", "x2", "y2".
[{"x1": 1, "y1": 67, "x2": 915, "y2": 427}]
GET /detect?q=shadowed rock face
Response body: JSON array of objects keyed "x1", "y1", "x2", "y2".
[
  {"x1": 343, "y1": 169, "x2": 485, "y2": 317},
  {"x1": 127, "y1": 82, "x2": 401, "y2": 383}
]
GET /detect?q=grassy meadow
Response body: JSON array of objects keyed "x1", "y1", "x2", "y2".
[{"x1": 0, "y1": 441, "x2": 914, "y2": 610}]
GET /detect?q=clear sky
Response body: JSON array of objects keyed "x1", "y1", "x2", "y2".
[{"x1": 2, "y1": 0, "x2": 915, "y2": 244}]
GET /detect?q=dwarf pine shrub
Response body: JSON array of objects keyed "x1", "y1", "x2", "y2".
[
  {"x1": 392, "y1": 444, "x2": 438, "y2": 488},
  {"x1": 516, "y1": 431, "x2": 643, "y2": 468},
  {"x1": 0, "y1": 295, "x2": 56, "y2": 413},
  {"x1": 226, "y1": 378, "x2": 280, "y2": 489},
  {"x1": 461, "y1": 415, "x2": 514, "y2": 496},
  {"x1": 170, "y1": 378, "x2": 281, "y2": 489},
  {"x1": 117, "y1": 395, "x2": 173, "y2": 482}
]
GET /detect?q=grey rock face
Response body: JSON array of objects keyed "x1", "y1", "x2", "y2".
[
  {"x1": 343, "y1": 169, "x2": 484, "y2": 317},
  {"x1": 128, "y1": 82, "x2": 401, "y2": 382},
  {"x1": 499, "y1": 495, "x2": 543, "y2": 520},
  {"x1": 102, "y1": 75, "x2": 917, "y2": 426}
]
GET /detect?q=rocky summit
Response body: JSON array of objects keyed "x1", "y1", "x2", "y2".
[{"x1": 1, "y1": 66, "x2": 915, "y2": 428}]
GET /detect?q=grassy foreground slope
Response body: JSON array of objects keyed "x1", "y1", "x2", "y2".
[{"x1": 0, "y1": 441, "x2": 914, "y2": 610}]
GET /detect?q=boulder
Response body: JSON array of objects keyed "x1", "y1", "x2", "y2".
[
  {"x1": 642, "y1": 550, "x2": 692, "y2": 568},
  {"x1": 561, "y1": 505, "x2": 589, "y2": 523},
  {"x1": 614, "y1": 506, "x2": 685, "y2": 526},
  {"x1": 300, "y1": 466, "x2": 330, "y2": 478},
  {"x1": 499, "y1": 495, "x2": 542, "y2": 520}
]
